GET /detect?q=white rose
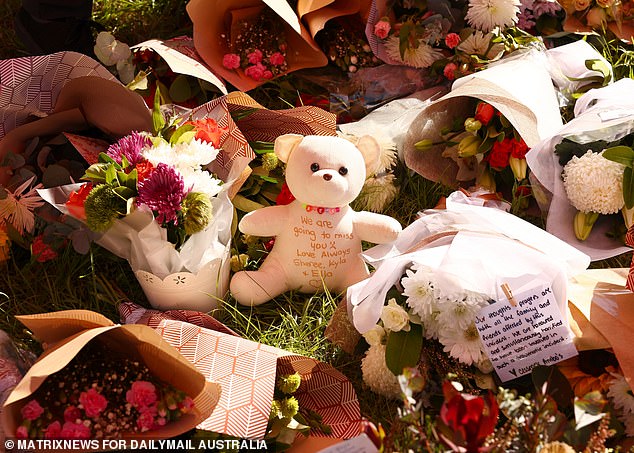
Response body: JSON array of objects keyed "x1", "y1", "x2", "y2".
[
  {"x1": 363, "y1": 325, "x2": 386, "y2": 346},
  {"x1": 381, "y1": 298, "x2": 411, "y2": 332}
]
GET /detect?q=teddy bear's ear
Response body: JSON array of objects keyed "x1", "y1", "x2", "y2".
[
  {"x1": 356, "y1": 135, "x2": 381, "y2": 176},
  {"x1": 274, "y1": 134, "x2": 304, "y2": 163}
]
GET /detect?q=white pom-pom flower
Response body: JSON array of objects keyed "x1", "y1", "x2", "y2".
[
  {"x1": 361, "y1": 343, "x2": 401, "y2": 398},
  {"x1": 562, "y1": 150, "x2": 625, "y2": 215}
]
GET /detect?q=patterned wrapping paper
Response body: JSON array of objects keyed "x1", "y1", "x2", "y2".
[
  {"x1": 0, "y1": 52, "x2": 116, "y2": 139},
  {"x1": 120, "y1": 302, "x2": 362, "y2": 441}
]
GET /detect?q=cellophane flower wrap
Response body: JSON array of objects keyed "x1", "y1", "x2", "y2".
[
  {"x1": 38, "y1": 101, "x2": 253, "y2": 311},
  {"x1": 527, "y1": 78, "x2": 634, "y2": 261},
  {"x1": 345, "y1": 191, "x2": 590, "y2": 397},
  {"x1": 1, "y1": 310, "x2": 219, "y2": 442}
]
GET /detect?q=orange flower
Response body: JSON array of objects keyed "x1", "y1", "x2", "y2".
[
  {"x1": 0, "y1": 223, "x2": 10, "y2": 262},
  {"x1": 65, "y1": 183, "x2": 93, "y2": 221},
  {"x1": 187, "y1": 118, "x2": 226, "y2": 148}
]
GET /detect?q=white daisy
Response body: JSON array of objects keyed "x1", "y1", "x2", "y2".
[
  {"x1": 438, "y1": 323, "x2": 485, "y2": 365},
  {"x1": 361, "y1": 343, "x2": 401, "y2": 398},
  {"x1": 466, "y1": 0, "x2": 521, "y2": 32},
  {"x1": 0, "y1": 177, "x2": 44, "y2": 234},
  {"x1": 384, "y1": 36, "x2": 444, "y2": 68},
  {"x1": 180, "y1": 168, "x2": 223, "y2": 199},
  {"x1": 608, "y1": 372, "x2": 634, "y2": 415},
  {"x1": 457, "y1": 31, "x2": 505, "y2": 59},
  {"x1": 402, "y1": 266, "x2": 439, "y2": 318},
  {"x1": 436, "y1": 290, "x2": 490, "y2": 330}
]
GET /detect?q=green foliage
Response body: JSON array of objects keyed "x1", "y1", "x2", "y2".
[{"x1": 385, "y1": 324, "x2": 424, "y2": 376}]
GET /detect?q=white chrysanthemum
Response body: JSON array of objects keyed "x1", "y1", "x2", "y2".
[
  {"x1": 0, "y1": 177, "x2": 44, "y2": 234},
  {"x1": 384, "y1": 36, "x2": 444, "y2": 68},
  {"x1": 355, "y1": 173, "x2": 398, "y2": 213},
  {"x1": 142, "y1": 141, "x2": 177, "y2": 167},
  {"x1": 562, "y1": 150, "x2": 625, "y2": 215},
  {"x1": 173, "y1": 139, "x2": 219, "y2": 168},
  {"x1": 361, "y1": 343, "x2": 401, "y2": 398},
  {"x1": 457, "y1": 31, "x2": 505, "y2": 59},
  {"x1": 436, "y1": 290, "x2": 490, "y2": 330},
  {"x1": 402, "y1": 266, "x2": 439, "y2": 318},
  {"x1": 466, "y1": 0, "x2": 521, "y2": 32},
  {"x1": 180, "y1": 168, "x2": 223, "y2": 199},
  {"x1": 438, "y1": 323, "x2": 485, "y2": 365},
  {"x1": 608, "y1": 372, "x2": 634, "y2": 415}
]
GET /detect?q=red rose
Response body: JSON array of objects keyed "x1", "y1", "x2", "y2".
[
  {"x1": 31, "y1": 235, "x2": 59, "y2": 263},
  {"x1": 79, "y1": 388, "x2": 108, "y2": 418},
  {"x1": 276, "y1": 182, "x2": 296, "y2": 205},
  {"x1": 21, "y1": 400, "x2": 44, "y2": 421},
  {"x1": 438, "y1": 381, "x2": 499, "y2": 452},
  {"x1": 486, "y1": 137, "x2": 514, "y2": 169},
  {"x1": 510, "y1": 137, "x2": 529, "y2": 159},
  {"x1": 474, "y1": 102, "x2": 495, "y2": 125},
  {"x1": 65, "y1": 183, "x2": 93, "y2": 221}
]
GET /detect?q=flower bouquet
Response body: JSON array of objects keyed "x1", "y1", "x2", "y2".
[
  {"x1": 527, "y1": 78, "x2": 634, "y2": 260},
  {"x1": 402, "y1": 48, "x2": 563, "y2": 192},
  {"x1": 559, "y1": 0, "x2": 634, "y2": 43},
  {"x1": 186, "y1": 0, "x2": 328, "y2": 92},
  {"x1": 338, "y1": 192, "x2": 590, "y2": 396},
  {"x1": 2, "y1": 310, "x2": 219, "y2": 441},
  {"x1": 38, "y1": 112, "x2": 237, "y2": 312}
]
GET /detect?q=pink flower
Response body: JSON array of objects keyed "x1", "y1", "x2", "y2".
[
  {"x1": 64, "y1": 406, "x2": 82, "y2": 423},
  {"x1": 222, "y1": 53, "x2": 241, "y2": 70},
  {"x1": 244, "y1": 63, "x2": 267, "y2": 81},
  {"x1": 16, "y1": 425, "x2": 28, "y2": 439},
  {"x1": 79, "y1": 388, "x2": 108, "y2": 418},
  {"x1": 443, "y1": 63, "x2": 458, "y2": 80},
  {"x1": 60, "y1": 421, "x2": 91, "y2": 439},
  {"x1": 21, "y1": 400, "x2": 44, "y2": 421},
  {"x1": 106, "y1": 131, "x2": 151, "y2": 167},
  {"x1": 374, "y1": 20, "x2": 391, "y2": 39},
  {"x1": 247, "y1": 49, "x2": 263, "y2": 64},
  {"x1": 445, "y1": 33, "x2": 461, "y2": 49},
  {"x1": 136, "y1": 163, "x2": 185, "y2": 225},
  {"x1": 269, "y1": 52, "x2": 285, "y2": 66},
  {"x1": 44, "y1": 421, "x2": 62, "y2": 439},
  {"x1": 136, "y1": 411, "x2": 155, "y2": 432},
  {"x1": 262, "y1": 70, "x2": 273, "y2": 80},
  {"x1": 31, "y1": 235, "x2": 58, "y2": 263},
  {"x1": 126, "y1": 381, "x2": 158, "y2": 410},
  {"x1": 179, "y1": 396, "x2": 195, "y2": 413}
]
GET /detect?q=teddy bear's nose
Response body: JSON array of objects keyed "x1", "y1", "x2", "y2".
[{"x1": 323, "y1": 173, "x2": 332, "y2": 181}]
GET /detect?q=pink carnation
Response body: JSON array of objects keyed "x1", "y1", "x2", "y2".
[
  {"x1": 136, "y1": 411, "x2": 155, "y2": 432},
  {"x1": 45, "y1": 421, "x2": 62, "y2": 439},
  {"x1": 179, "y1": 396, "x2": 195, "y2": 413},
  {"x1": 247, "y1": 49, "x2": 263, "y2": 64},
  {"x1": 445, "y1": 33, "x2": 461, "y2": 49},
  {"x1": 126, "y1": 381, "x2": 158, "y2": 410},
  {"x1": 443, "y1": 62, "x2": 458, "y2": 80},
  {"x1": 222, "y1": 53, "x2": 241, "y2": 70},
  {"x1": 60, "y1": 421, "x2": 91, "y2": 439},
  {"x1": 21, "y1": 400, "x2": 44, "y2": 421},
  {"x1": 244, "y1": 63, "x2": 267, "y2": 81},
  {"x1": 269, "y1": 52, "x2": 285, "y2": 66},
  {"x1": 79, "y1": 388, "x2": 108, "y2": 418},
  {"x1": 16, "y1": 425, "x2": 28, "y2": 439},
  {"x1": 263, "y1": 70, "x2": 273, "y2": 80},
  {"x1": 64, "y1": 406, "x2": 82, "y2": 423},
  {"x1": 374, "y1": 20, "x2": 391, "y2": 39}
]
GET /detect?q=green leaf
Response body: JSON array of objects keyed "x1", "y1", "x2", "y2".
[
  {"x1": 170, "y1": 124, "x2": 195, "y2": 144},
  {"x1": 259, "y1": 175, "x2": 278, "y2": 183},
  {"x1": 105, "y1": 165, "x2": 117, "y2": 186},
  {"x1": 124, "y1": 168, "x2": 138, "y2": 191},
  {"x1": 574, "y1": 391, "x2": 606, "y2": 430},
  {"x1": 602, "y1": 145, "x2": 634, "y2": 167},
  {"x1": 585, "y1": 59, "x2": 612, "y2": 84},
  {"x1": 173, "y1": 130, "x2": 196, "y2": 145},
  {"x1": 385, "y1": 323, "x2": 423, "y2": 376},
  {"x1": 83, "y1": 163, "x2": 109, "y2": 183},
  {"x1": 168, "y1": 75, "x2": 193, "y2": 103},
  {"x1": 42, "y1": 164, "x2": 71, "y2": 188},
  {"x1": 126, "y1": 70, "x2": 149, "y2": 91},
  {"x1": 113, "y1": 185, "x2": 135, "y2": 200},
  {"x1": 152, "y1": 84, "x2": 165, "y2": 135},
  {"x1": 624, "y1": 166, "x2": 634, "y2": 209}
]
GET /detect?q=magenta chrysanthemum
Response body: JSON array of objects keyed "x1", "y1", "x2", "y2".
[
  {"x1": 107, "y1": 131, "x2": 152, "y2": 166},
  {"x1": 137, "y1": 163, "x2": 185, "y2": 224}
]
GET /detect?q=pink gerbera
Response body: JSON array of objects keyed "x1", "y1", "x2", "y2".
[
  {"x1": 106, "y1": 131, "x2": 152, "y2": 167},
  {"x1": 136, "y1": 163, "x2": 185, "y2": 224}
]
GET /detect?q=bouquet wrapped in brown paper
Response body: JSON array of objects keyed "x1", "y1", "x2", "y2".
[
  {"x1": 186, "y1": 0, "x2": 328, "y2": 92},
  {"x1": 1, "y1": 310, "x2": 219, "y2": 441}
]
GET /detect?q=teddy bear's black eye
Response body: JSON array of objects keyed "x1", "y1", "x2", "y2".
[
  {"x1": 310, "y1": 163, "x2": 320, "y2": 172},
  {"x1": 338, "y1": 167, "x2": 348, "y2": 176}
]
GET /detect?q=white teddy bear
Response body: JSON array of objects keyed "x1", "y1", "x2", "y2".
[{"x1": 230, "y1": 134, "x2": 402, "y2": 306}]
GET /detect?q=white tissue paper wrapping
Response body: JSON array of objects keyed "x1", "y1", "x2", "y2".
[
  {"x1": 348, "y1": 191, "x2": 591, "y2": 334},
  {"x1": 526, "y1": 78, "x2": 634, "y2": 261},
  {"x1": 38, "y1": 182, "x2": 233, "y2": 311}
]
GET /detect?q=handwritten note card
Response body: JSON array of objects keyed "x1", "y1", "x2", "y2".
[{"x1": 475, "y1": 284, "x2": 578, "y2": 382}]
